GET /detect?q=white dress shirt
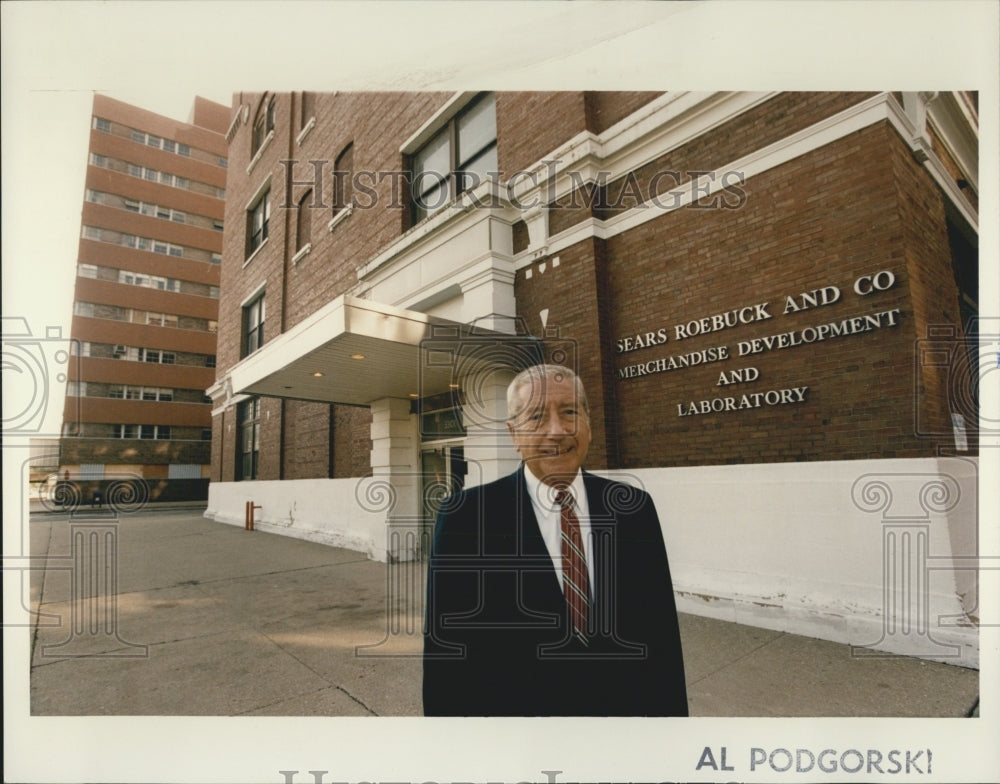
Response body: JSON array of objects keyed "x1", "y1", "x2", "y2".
[{"x1": 522, "y1": 466, "x2": 594, "y2": 597}]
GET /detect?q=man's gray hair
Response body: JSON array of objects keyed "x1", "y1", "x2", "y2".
[{"x1": 506, "y1": 364, "x2": 590, "y2": 422}]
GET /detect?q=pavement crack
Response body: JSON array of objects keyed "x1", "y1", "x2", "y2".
[
  {"x1": 232, "y1": 685, "x2": 377, "y2": 716},
  {"x1": 254, "y1": 629, "x2": 380, "y2": 716},
  {"x1": 335, "y1": 685, "x2": 378, "y2": 715},
  {"x1": 29, "y1": 522, "x2": 56, "y2": 662},
  {"x1": 687, "y1": 630, "x2": 788, "y2": 686}
]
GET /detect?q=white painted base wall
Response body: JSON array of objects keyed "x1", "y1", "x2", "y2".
[
  {"x1": 206, "y1": 456, "x2": 980, "y2": 668},
  {"x1": 206, "y1": 477, "x2": 398, "y2": 561},
  {"x1": 612, "y1": 457, "x2": 980, "y2": 669}
]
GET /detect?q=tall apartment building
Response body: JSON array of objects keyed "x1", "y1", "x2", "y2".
[
  {"x1": 207, "y1": 91, "x2": 979, "y2": 665},
  {"x1": 59, "y1": 95, "x2": 229, "y2": 502}
]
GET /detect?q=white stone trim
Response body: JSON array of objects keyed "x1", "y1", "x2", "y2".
[
  {"x1": 239, "y1": 279, "x2": 267, "y2": 308},
  {"x1": 399, "y1": 91, "x2": 479, "y2": 154},
  {"x1": 210, "y1": 392, "x2": 249, "y2": 418},
  {"x1": 245, "y1": 130, "x2": 274, "y2": 175},
  {"x1": 357, "y1": 177, "x2": 508, "y2": 281},
  {"x1": 296, "y1": 116, "x2": 316, "y2": 146},
  {"x1": 241, "y1": 238, "x2": 269, "y2": 269},
  {"x1": 887, "y1": 94, "x2": 978, "y2": 231},
  {"x1": 327, "y1": 203, "x2": 353, "y2": 232},
  {"x1": 291, "y1": 242, "x2": 312, "y2": 266},
  {"x1": 244, "y1": 173, "x2": 272, "y2": 212},
  {"x1": 506, "y1": 92, "x2": 774, "y2": 208},
  {"x1": 520, "y1": 92, "x2": 978, "y2": 266},
  {"x1": 225, "y1": 104, "x2": 248, "y2": 144}
]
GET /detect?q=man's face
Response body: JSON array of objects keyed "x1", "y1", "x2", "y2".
[{"x1": 506, "y1": 373, "x2": 592, "y2": 486}]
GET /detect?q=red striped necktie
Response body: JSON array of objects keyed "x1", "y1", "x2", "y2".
[{"x1": 556, "y1": 489, "x2": 590, "y2": 644}]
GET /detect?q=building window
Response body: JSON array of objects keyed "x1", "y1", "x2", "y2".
[
  {"x1": 410, "y1": 92, "x2": 497, "y2": 223},
  {"x1": 116, "y1": 424, "x2": 170, "y2": 440},
  {"x1": 333, "y1": 143, "x2": 354, "y2": 216},
  {"x1": 252, "y1": 96, "x2": 275, "y2": 156},
  {"x1": 243, "y1": 294, "x2": 265, "y2": 356},
  {"x1": 246, "y1": 190, "x2": 270, "y2": 257},
  {"x1": 94, "y1": 117, "x2": 111, "y2": 133},
  {"x1": 296, "y1": 189, "x2": 312, "y2": 251},
  {"x1": 302, "y1": 92, "x2": 315, "y2": 127},
  {"x1": 131, "y1": 348, "x2": 176, "y2": 365},
  {"x1": 237, "y1": 397, "x2": 261, "y2": 480}
]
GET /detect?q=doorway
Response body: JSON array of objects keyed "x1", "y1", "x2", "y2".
[{"x1": 420, "y1": 444, "x2": 466, "y2": 552}]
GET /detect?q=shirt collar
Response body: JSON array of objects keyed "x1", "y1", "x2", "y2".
[{"x1": 522, "y1": 464, "x2": 587, "y2": 511}]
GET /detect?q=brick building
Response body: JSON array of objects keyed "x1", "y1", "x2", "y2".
[
  {"x1": 59, "y1": 95, "x2": 229, "y2": 502},
  {"x1": 208, "y1": 91, "x2": 980, "y2": 665}
]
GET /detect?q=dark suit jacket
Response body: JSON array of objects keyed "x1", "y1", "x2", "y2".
[{"x1": 423, "y1": 467, "x2": 688, "y2": 716}]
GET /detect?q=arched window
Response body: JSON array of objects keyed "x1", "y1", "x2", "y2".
[
  {"x1": 251, "y1": 95, "x2": 275, "y2": 156},
  {"x1": 333, "y1": 142, "x2": 354, "y2": 216}
]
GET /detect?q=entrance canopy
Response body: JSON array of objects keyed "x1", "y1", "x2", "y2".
[{"x1": 227, "y1": 295, "x2": 541, "y2": 406}]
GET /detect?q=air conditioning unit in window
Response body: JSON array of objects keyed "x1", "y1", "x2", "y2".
[{"x1": 113, "y1": 345, "x2": 126, "y2": 357}]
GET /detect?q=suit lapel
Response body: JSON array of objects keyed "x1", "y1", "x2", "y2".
[
  {"x1": 514, "y1": 465, "x2": 549, "y2": 557},
  {"x1": 583, "y1": 472, "x2": 615, "y2": 630}
]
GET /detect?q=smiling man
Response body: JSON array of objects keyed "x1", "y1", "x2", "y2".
[{"x1": 422, "y1": 364, "x2": 688, "y2": 716}]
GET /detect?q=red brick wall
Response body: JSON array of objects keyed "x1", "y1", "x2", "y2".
[
  {"x1": 211, "y1": 414, "x2": 224, "y2": 482},
  {"x1": 603, "y1": 121, "x2": 965, "y2": 467},
  {"x1": 216, "y1": 92, "x2": 974, "y2": 481},
  {"x1": 281, "y1": 400, "x2": 332, "y2": 479},
  {"x1": 333, "y1": 404, "x2": 373, "y2": 478},
  {"x1": 585, "y1": 92, "x2": 663, "y2": 134},
  {"x1": 61, "y1": 438, "x2": 210, "y2": 466},
  {"x1": 516, "y1": 116, "x2": 973, "y2": 470},
  {"x1": 496, "y1": 92, "x2": 588, "y2": 175},
  {"x1": 280, "y1": 92, "x2": 453, "y2": 332}
]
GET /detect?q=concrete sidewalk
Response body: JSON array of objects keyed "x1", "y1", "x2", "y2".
[{"x1": 27, "y1": 508, "x2": 978, "y2": 717}]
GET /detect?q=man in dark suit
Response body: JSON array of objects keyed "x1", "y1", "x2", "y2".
[{"x1": 423, "y1": 364, "x2": 688, "y2": 716}]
